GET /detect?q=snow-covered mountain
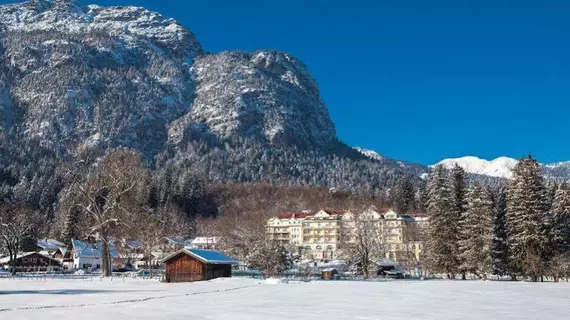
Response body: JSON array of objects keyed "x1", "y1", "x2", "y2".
[
  {"x1": 432, "y1": 156, "x2": 570, "y2": 180},
  {"x1": 0, "y1": 0, "x2": 338, "y2": 155},
  {"x1": 0, "y1": 0, "x2": 426, "y2": 192},
  {"x1": 354, "y1": 147, "x2": 384, "y2": 161},
  {"x1": 433, "y1": 156, "x2": 519, "y2": 179}
]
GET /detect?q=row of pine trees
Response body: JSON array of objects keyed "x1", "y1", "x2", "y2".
[{"x1": 425, "y1": 156, "x2": 570, "y2": 281}]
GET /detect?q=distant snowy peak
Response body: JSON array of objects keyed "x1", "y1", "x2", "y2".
[
  {"x1": 354, "y1": 147, "x2": 384, "y2": 161},
  {"x1": 433, "y1": 156, "x2": 519, "y2": 179}
]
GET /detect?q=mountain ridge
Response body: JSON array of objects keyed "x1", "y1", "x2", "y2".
[
  {"x1": 432, "y1": 156, "x2": 570, "y2": 180},
  {"x1": 0, "y1": 0, "x2": 424, "y2": 193}
]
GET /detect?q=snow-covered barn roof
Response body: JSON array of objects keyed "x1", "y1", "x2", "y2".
[{"x1": 162, "y1": 248, "x2": 238, "y2": 265}]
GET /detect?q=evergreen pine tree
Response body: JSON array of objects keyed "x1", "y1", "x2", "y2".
[
  {"x1": 450, "y1": 164, "x2": 467, "y2": 278},
  {"x1": 550, "y1": 182, "x2": 570, "y2": 255},
  {"x1": 458, "y1": 184, "x2": 494, "y2": 278},
  {"x1": 415, "y1": 178, "x2": 428, "y2": 213},
  {"x1": 505, "y1": 155, "x2": 550, "y2": 281},
  {"x1": 425, "y1": 165, "x2": 458, "y2": 278},
  {"x1": 61, "y1": 206, "x2": 81, "y2": 244},
  {"x1": 393, "y1": 175, "x2": 415, "y2": 214},
  {"x1": 490, "y1": 185, "x2": 509, "y2": 277},
  {"x1": 545, "y1": 181, "x2": 558, "y2": 212}
]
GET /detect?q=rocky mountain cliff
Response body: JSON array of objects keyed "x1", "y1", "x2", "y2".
[
  {"x1": 0, "y1": 0, "x2": 342, "y2": 155},
  {"x1": 0, "y1": 0, "x2": 425, "y2": 193}
]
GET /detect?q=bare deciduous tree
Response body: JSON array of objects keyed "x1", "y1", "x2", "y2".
[
  {"x1": 339, "y1": 209, "x2": 385, "y2": 279},
  {"x1": 248, "y1": 242, "x2": 294, "y2": 278},
  {"x1": 65, "y1": 148, "x2": 151, "y2": 277},
  {"x1": 0, "y1": 204, "x2": 39, "y2": 275}
]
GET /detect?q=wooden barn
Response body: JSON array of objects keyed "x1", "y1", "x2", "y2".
[{"x1": 162, "y1": 248, "x2": 238, "y2": 283}]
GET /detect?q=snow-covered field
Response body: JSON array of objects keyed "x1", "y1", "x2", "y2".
[{"x1": 1, "y1": 277, "x2": 569, "y2": 319}]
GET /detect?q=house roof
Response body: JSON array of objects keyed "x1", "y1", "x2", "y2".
[
  {"x1": 376, "y1": 258, "x2": 397, "y2": 267},
  {"x1": 278, "y1": 211, "x2": 315, "y2": 219},
  {"x1": 165, "y1": 236, "x2": 188, "y2": 245},
  {"x1": 162, "y1": 248, "x2": 238, "y2": 265},
  {"x1": 278, "y1": 209, "x2": 348, "y2": 219},
  {"x1": 321, "y1": 209, "x2": 347, "y2": 216},
  {"x1": 0, "y1": 252, "x2": 62, "y2": 265},
  {"x1": 37, "y1": 239, "x2": 66, "y2": 251},
  {"x1": 71, "y1": 239, "x2": 119, "y2": 259},
  {"x1": 125, "y1": 240, "x2": 141, "y2": 250},
  {"x1": 190, "y1": 237, "x2": 219, "y2": 245}
]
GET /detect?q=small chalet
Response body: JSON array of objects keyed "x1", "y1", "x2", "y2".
[
  {"x1": 0, "y1": 252, "x2": 62, "y2": 273},
  {"x1": 162, "y1": 248, "x2": 238, "y2": 283}
]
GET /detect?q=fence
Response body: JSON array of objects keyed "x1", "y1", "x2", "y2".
[{"x1": 0, "y1": 271, "x2": 164, "y2": 281}]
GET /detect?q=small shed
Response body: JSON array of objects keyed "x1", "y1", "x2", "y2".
[
  {"x1": 162, "y1": 248, "x2": 238, "y2": 283},
  {"x1": 376, "y1": 258, "x2": 397, "y2": 276},
  {"x1": 321, "y1": 268, "x2": 339, "y2": 280}
]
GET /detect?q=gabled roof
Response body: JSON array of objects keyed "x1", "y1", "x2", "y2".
[
  {"x1": 162, "y1": 248, "x2": 238, "y2": 265},
  {"x1": 71, "y1": 239, "x2": 119, "y2": 259},
  {"x1": 0, "y1": 252, "x2": 62, "y2": 265}
]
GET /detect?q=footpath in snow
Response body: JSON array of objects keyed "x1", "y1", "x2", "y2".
[{"x1": 1, "y1": 277, "x2": 569, "y2": 319}]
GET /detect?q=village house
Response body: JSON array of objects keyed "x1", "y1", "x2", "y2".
[
  {"x1": 0, "y1": 252, "x2": 62, "y2": 273},
  {"x1": 70, "y1": 239, "x2": 119, "y2": 271},
  {"x1": 187, "y1": 237, "x2": 220, "y2": 250},
  {"x1": 162, "y1": 248, "x2": 238, "y2": 283}
]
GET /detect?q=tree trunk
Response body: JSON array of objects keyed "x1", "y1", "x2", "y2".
[
  {"x1": 101, "y1": 241, "x2": 112, "y2": 277},
  {"x1": 9, "y1": 246, "x2": 17, "y2": 276},
  {"x1": 10, "y1": 252, "x2": 17, "y2": 276}
]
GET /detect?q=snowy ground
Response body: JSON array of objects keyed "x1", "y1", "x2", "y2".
[{"x1": 1, "y1": 277, "x2": 569, "y2": 319}]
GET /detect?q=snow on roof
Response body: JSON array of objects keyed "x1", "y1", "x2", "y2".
[
  {"x1": 278, "y1": 211, "x2": 315, "y2": 219},
  {"x1": 37, "y1": 239, "x2": 66, "y2": 251},
  {"x1": 125, "y1": 240, "x2": 141, "y2": 249},
  {"x1": 165, "y1": 236, "x2": 187, "y2": 245},
  {"x1": 0, "y1": 252, "x2": 61, "y2": 265},
  {"x1": 190, "y1": 237, "x2": 219, "y2": 244},
  {"x1": 376, "y1": 258, "x2": 397, "y2": 267},
  {"x1": 72, "y1": 239, "x2": 119, "y2": 259},
  {"x1": 162, "y1": 248, "x2": 238, "y2": 265}
]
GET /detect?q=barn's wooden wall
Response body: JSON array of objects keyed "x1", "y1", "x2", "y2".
[
  {"x1": 165, "y1": 254, "x2": 204, "y2": 283},
  {"x1": 165, "y1": 253, "x2": 233, "y2": 283}
]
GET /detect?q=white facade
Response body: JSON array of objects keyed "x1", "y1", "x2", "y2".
[{"x1": 267, "y1": 208, "x2": 427, "y2": 262}]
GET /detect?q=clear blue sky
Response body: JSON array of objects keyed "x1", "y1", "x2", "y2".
[{"x1": 3, "y1": 0, "x2": 570, "y2": 164}]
